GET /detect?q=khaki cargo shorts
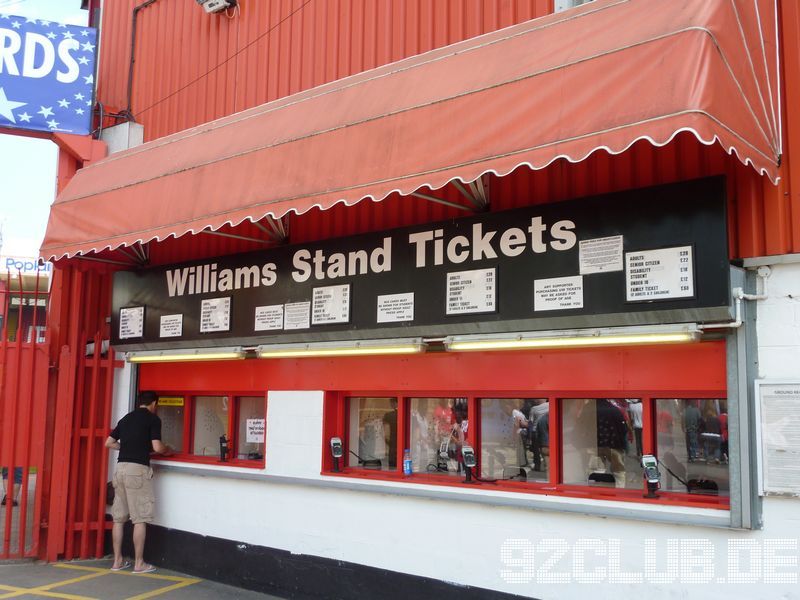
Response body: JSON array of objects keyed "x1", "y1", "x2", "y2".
[{"x1": 111, "y1": 462, "x2": 155, "y2": 524}]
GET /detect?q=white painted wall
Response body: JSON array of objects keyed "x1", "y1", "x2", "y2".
[
  {"x1": 144, "y1": 390, "x2": 800, "y2": 599},
  {"x1": 755, "y1": 263, "x2": 800, "y2": 379}
]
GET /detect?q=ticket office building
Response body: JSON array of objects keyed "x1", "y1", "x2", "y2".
[
  {"x1": 106, "y1": 175, "x2": 759, "y2": 597},
  {"x1": 43, "y1": 2, "x2": 798, "y2": 597}
]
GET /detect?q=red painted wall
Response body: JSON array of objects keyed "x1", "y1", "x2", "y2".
[
  {"x1": 139, "y1": 342, "x2": 727, "y2": 394},
  {"x1": 91, "y1": 0, "x2": 800, "y2": 259}
]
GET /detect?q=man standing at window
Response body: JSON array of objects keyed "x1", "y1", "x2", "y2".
[{"x1": 104, "y1": 391, "x2": 171, "y2": 574}]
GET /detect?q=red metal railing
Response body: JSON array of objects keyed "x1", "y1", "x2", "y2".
[{"x1": 0, "y1": 269, "x2": 48, "y2": 559}]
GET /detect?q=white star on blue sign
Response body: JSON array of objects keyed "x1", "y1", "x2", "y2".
[{"x1": 0, "y1": 13, "x2": 98, "y2": 134}]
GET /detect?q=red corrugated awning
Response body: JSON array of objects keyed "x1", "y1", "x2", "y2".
[{"x1": 42, "y1": 0, "x2": 781, "y2": 261}]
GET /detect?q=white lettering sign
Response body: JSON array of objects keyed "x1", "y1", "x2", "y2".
[
  {"x1": 377, "y1": 292, "x2": 415, "y2": 323},
  {"x1": 534, "y1": 275, "x2": 584, "y2": 311},
  {"x1": 625, "y1": 246, "x2": 694, "y2": 301},
  {"x1": 199, "y1": 297, "x2": 231, "y2": 333},
  {"x1": 159, "y1": 314, "x2": 183, "y2": 338},
  {"x1": 446, "y1": 268, "x2": 496, "y2": 315}
]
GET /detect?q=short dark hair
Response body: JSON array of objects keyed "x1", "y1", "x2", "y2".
[{"x1": 138, "y1": 390, "x2": 158, "y2": 406}]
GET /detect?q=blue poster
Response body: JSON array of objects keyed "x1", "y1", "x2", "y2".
[{"x1": 0, "y1": 14, "x2": 97, "y2": 135}]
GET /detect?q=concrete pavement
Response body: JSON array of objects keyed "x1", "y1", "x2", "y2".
[{"x1": 0, "y1": 559, "x2": 285, "y2": 599}]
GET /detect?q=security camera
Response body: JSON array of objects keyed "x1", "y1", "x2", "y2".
[{"x1": 196, "y1": 0, "x2": 236, "y2": 14}]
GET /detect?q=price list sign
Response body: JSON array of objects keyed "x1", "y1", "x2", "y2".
[
  {"x1": 200, "y1": 297, "x2": 231, "y2": 333},
  {"x1": 625, "y1": 246, "x2": 694, "y2": 301},
  {"x1": 119, "y1": 306, "x2": 145, "y2": 339},
  {"x1": 446, "y1": 268, "x2": 496, "y2": 315},
  {"x1": 312, "y1": 284, "x2": 351, "y2": 325}
]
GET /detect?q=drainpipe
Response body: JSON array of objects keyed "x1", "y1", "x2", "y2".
[
  {"x1": 125, "y1": 0, "x2": 159, "y2": 120},
  {"x1": 698, "y1": 266, "x2": 771, "y2": 330}
]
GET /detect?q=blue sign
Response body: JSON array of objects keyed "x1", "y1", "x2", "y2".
[{"x1": 0, "y1": 14, "x2": 97, "y2": 135}]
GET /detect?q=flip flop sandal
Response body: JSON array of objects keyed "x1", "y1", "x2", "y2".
[
  {"x1": 110, "y1": 561, "x2": 131, "y2": 572},
  {"x1": 133, "y1": 565, "x2": 157, "y2": 574}
]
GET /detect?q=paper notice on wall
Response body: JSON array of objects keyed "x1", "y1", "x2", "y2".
[
  {"x1": 119, "y1": 306, "x2": 144, "y2": 339},
  {"x1": 446, "y1": 268, "x2": 496, "y2": 315},
  {"x1": 254, "y1": 305, "x2": 284, "y2": 331},
  {"x1": 284, "y1": 301, "x2": 311, "y2": 330},
  {"x1": 625, "y1": 246, "x2": 694, "y2": 301},
  {"x1": 246, "y1": 418, "x2": 266, "y2": 444},
  {"x1": 759, "y1": 382, "x2": 800, "y2": 495},
  {"x1": 579, "y1": 235, "x2": 623, "y2": 274},
  {"x1": 377, "y1": 292, "x2": 415, "y2": 323},
  {"x1": 312, "y1": 284, "x2": 351, "y2": 325},
  {"x1": 159, "y1": 314, "x2": 183, "y2": 338},
  {"x1": 200, "y1": 297, "x2": 231, "y2": 333},
  {"x1": 534, "y1": 275, "x2": 584, "y2": 311}
]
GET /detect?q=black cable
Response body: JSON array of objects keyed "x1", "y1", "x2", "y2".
[{"x1": 136, "y1": 0, "x2": 313, "y2": 118}]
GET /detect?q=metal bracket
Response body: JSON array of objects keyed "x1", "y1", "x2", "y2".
[{"x1": 411, "y1": 175, "x2": 490, "y2": 213}]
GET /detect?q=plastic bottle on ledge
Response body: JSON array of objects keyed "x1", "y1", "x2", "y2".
[{"x1": 403, "y1": 449, "x2": 413, "y2": 475}]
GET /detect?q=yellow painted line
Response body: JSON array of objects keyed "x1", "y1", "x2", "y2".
[
  {"x1": 0, "y1": 581, "x2": 97, "y2": 600},
  {"x1": 54, "y1": 563, "x2": 198, "y2": 583},
  {"x1": 125, "y1": 578, "x2": 200, "y2": 600}
]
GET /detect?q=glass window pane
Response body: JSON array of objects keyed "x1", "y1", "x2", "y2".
[
  {"x1": 656, "y1": 399, "x2": 729, "y2": 497},
  {"x1": 157, "y1": 396, "x2": 184, "y2": 452},
  {"x1": 409, "y1": 397, "x2": 468, "y2": 476},
  {"x1": 347, "y1": 397, "x2": 398, "y2": 471},
  {"x1": 192, "y1": 395, "x2": 229, "y2": 456},
  {"x1": 562, "y1": 398, "x2": 640, "y2": 489},
  {"x1": 236, "y1": 396, "x2": 265, "y2": 460},
  {"x1": 480, "y1": 399, "x2": 549, "y2": 481}
]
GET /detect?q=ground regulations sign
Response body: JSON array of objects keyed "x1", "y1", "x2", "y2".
[
  {"x1": 0, "y1": 14, "x2": 98, "y2": 134},
  {"x1": 112, "y1": 177, "x2": 731, "y2": 349}
]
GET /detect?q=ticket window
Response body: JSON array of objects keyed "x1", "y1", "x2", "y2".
[
  {"x1": 235, "y1": 396, "x2": 266, "y2": 460},
  {"x1": 348, "y1": 397, "x2": 398, "y2": 471},
  {"x1": 409, "y1": 397, "x2": 468, "y2": 476},
  {"x1": 480, "y1": 398, "x2": 549, "y2": 482},
  {"x1": 157, "y1": 396, "x2": 185, "y2": 452}
]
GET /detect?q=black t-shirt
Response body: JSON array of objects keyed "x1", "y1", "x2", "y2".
[{"x1": 110, "y1": 407, "x2": 162, "y2": 466}]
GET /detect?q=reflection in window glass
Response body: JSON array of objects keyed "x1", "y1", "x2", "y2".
[
  {"x1": 193, "y1": 396, "x2": 229, "y2": 456},
  {"x1": 157, "y1": 397, "x2": 184, "y2": 452},
  {"x1": 409, "y1": 397, "x2": 468, "y2": 475},
  {"x1": 347, "y1": 397, "x2": 397, "y2": 470},
  {"x1": 236, "y1": 396, "x2": 265, "y2": 460},
  {"x1": 562, "y1": 399, "x2": 640, "y2": 489},
  {"x1": 480, "y1": 399, "x2": 548, "y2": 481},
  {"x1": 656, "y1": 399, "x2": 729, "y2": 496}
]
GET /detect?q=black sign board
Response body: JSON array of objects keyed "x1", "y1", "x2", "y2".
[{"x1": 112, "y1": 177, "x2": 731, "y2": 349}]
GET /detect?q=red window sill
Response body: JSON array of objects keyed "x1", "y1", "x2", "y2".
[{"x1": 323, "y1": 468, "x2": 729, "y2": 510}]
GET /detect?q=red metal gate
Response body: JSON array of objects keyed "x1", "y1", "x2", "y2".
[
  {"x1": 0, "y1": 265, "x2": 117, "y2": 561},
  {"x1": 0, "y1": 271, "x2": 49, "y2": 559}
]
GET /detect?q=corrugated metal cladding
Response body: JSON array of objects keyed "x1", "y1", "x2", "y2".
[
  {"x1": 93, "y1": 0, "x2": 800, "y2": 262},
  {"x1": 97, "y1": 0, "x2": 551, "y2": 138}
]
